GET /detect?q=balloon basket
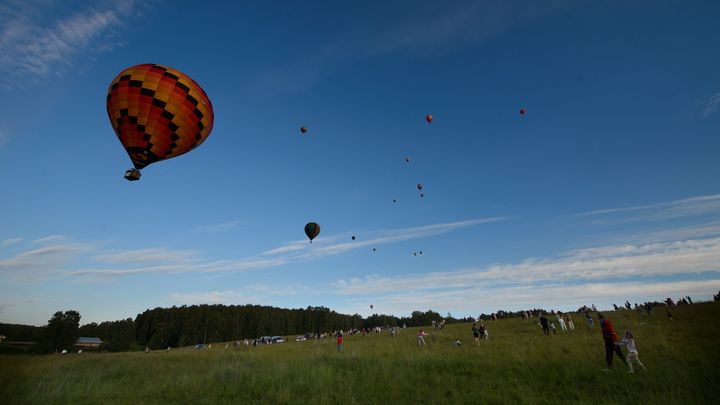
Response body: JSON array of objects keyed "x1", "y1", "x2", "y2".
[{"x1": 124, "y1": 169, "x2": 141, "y2": 181}]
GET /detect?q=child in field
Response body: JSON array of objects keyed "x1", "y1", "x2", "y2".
[
  {"x1": 453, "y1": 338, "x2": 462, "y2": 346},
  {"x1": 418, "y1": 329, "x2": 427, "y2": 347},
  {"x1": 472, "y1": 323, "x2": 480, "y2": 345},
  {"x1": 620, "y1": 330, "x2": 646, "y2": 373},
  {"x1": 565, "y1": 314, "x2": 575, "y2": 331},
  {"x1": 336, "y1": 331, "x2": 343, "y2": 351},
  {"x1": 550, "y1": 322, "x2": 557, "y2": 335}
]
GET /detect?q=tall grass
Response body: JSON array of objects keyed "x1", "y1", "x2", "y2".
[{"x1": 1, "y1": 302, "x2": 718, "y2": 404}]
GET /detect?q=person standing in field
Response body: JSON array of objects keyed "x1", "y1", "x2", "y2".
[
  {"x1": 539, "y1": 313, "x2": 550, "y2": 336},
  {"x1": 418, "y1": 329, "x2": 427, "y2": 347},
  {"x1": 597, "y1": 313, "x2": 628, "y2": 370},
  {"x1": 565, "y1": 314, "x2": 575, "y2": 331},
  {"x1": 557, "y1": 313, "x2": 567, "y2": 332},
  {"x1": 472, "y1": 323, "x2": 480, "y2": 345},
  {"x1": 621, "y1": 329, "x2": 647, "y2": 373},
  {"x1": 336, "y1": 330, "x2": 343, "y2": 351},
  {"x1": 480, "y1": 322, "x2": 488, "y2": 340},
  {"x1": 586, "y1": 311, "x2": 594, "y2": 328}
]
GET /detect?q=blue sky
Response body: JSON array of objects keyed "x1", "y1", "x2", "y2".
[{"x1": 1, "y1": 0, "x2": 720, "y2": 326}]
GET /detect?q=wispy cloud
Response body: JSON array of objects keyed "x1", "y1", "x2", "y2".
[
  {"x1": 266, "y1": 218, "x2": 509, "y2": 259},
  {"x1": 0, "y1": 0, "x2": 137, "y2": 88},
  {"x1": 192, "y1": 220, "x2": 244, "y2": 233},
  {"x1": 576, "y1": 194, "x2": 720, "y2": 222},
  {"x1": 1, "y1": 238, "x2": 23, "y2": 246},
  {"x1": 703, "y1": 91, "x2": 720, "y2": 117},
  {"x1": 31, "y1": 235, "x2": 66, "y2": 244},
  {"x1": 331, "y1": 237, "x2": 720, "y2": 298},
  {"x1": 168, "y1": 284, "x2": 310, "y2": 306}
]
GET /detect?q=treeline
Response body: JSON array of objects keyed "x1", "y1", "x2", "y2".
[{"x1": 2, "y1": 304, "x2": 472, "y2": 353}]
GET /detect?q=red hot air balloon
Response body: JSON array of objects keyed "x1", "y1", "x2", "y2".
[
  {"x1": 425, "y1": 114, "x2": 433, "y2": 123},
  {"x1": 519, "y1": 108, "x2": 526, "y2": 116},
  {"x1": 106, "y1": 63, "x2": 214, "y2": 181}
]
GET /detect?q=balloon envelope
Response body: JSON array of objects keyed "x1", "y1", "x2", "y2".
[
  {"x1": 304, "y1": 222, "x2": 320, "y2": 242},
  {"x1": 425, "y1": 114, "x2": 433, "y2": 123},
  {"x1": 107, "y1": 63, "x2": 214, "y2": 171},
  {"x1": 300, "y1": 126, "x2": 308, "y2": 134}
]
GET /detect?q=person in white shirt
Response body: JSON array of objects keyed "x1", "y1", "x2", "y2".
[
  {"x1": 621, "y1": 329, "x2": 647, "y2": 373},
  {"x1": 557, "y1": 313, "x2": 567, "y2": 331}
]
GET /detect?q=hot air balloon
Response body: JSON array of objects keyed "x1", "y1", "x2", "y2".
[
  {"x1": 351, "y1": 236, "x2": 356, "y2": 241},
  {"x1": 417, "y1": 184, "x2": 423, "y2": 191},
  {"x1": 106, "y1": 64, "x2": 214, "y2": 181},
  {"x1": 519, "y1": 108, "x2": 526, "y2": 116},
  {"x1": 370, "y1": 304, "x2": 374, "y2": 309},
  {"x1": 372, "y1": 248, "x2": 376, "y2": 252},
  {"x1": 425, "y1": 114, "x2": 433, "y2": 123},
  {"x1": 393, "y1": 199, "x2": 397, "y2": 203},
  {"x1": 300, "y1": 126, "x2": 308, "y2": 134},
  {"x1": 304, "y1": 222, "x2": 320, "y2": 243},
  {"x1": 420, "y1": 193, "x2": 424, "y2": 198},
  {"x1": 419, "y1": 251, "x2": 423, "y2": 255},
  {"x1": 405, "y1": 156, "x2": 411, "y2": 163},
  {"x1": 413, "y1": 252, "x2": 417, "y2": 256}
]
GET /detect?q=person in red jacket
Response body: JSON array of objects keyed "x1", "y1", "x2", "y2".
[{"x1": 597, "y1": 313, "x2": 628, "y2": 370}]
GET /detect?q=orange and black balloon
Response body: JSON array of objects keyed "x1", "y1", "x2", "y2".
[
  {"x1": 300, "y1": 126, "x2": 308, "y2": 134},
  {"x1": 425, "y1": 114, "x2": 433, "y2": 123},
  {"x1": 106, "y1": 64, "x2": 214, "y2": 181},
  {"x1": 305, "y1": 222, "x2": 320, "y2": 243}
]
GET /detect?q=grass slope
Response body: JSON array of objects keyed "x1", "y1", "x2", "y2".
[{"x1": 1, "y1": 302, "x2": 718, "y2": 404}]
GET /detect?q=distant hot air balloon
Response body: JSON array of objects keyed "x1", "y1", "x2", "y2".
[
  {"x1": 370, "y1": 304, "x2": 374, "y2": 309},
  {"x1": 300, "y1": 126, "x2": 308, "y2": 134},
  {"x1": 420, "y1": 193, "x2": 424, "y2": 198},
  {"x1": 419, "y1": 251, "x2": 423, "y2": 255},
  {"x1": 393, "y1": 199, "x2": 397, "y2": 203},
  {"x1": 426, "y1": 114, "x2": 433, "y2": 123},
  {"x1": 372, "y1": 248, "x2": 376, "y2": 252},
  {"x1": 417, "y1": 184, "x2": 423, "y2": 191},
  {"x1": 519, "y1": 108, "x2": 526, "y2": 116},
  {"x1": 351, "y1": 236, "x2": 356, "y2": 241},
  {"x1": 413, "y1": 252, "x2": 417, "y2": 256},
  {"x1": 106, "y1": 63, "x2": 214, "y2": 181},
  {"x1": 405, "y1": 156, "x2": 411, "y2": 163},
  {"x1": 304, "y1": 222, "x2": 320, "y2": 243}
]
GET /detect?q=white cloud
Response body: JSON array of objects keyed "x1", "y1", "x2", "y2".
[
  {"x1": 31, "y1": 235, "x2": 66, "y2": 244},
  {"x1": 192, "y1": 220, "x2": 244, "y2": 233},
  {"x1": 0, "y1": 0, "x2": 136, "y2": 87},
  {"x1": 576, "y1": 194, "x2": 720, "y2": 222},
  {"x1": 267, "y1": 218, "x2": 509, "y2": 259},
  {"x1": 1, "y1": 238, "x2": 23, "y2": 246},
  {"x1": 330, "y1": 237, "x2": 720, "y2": 314},
  {"x1": 168, "y1": 284, "x2": 310, "y2": 306},
  {"x1": 703, "y1": 92, "x2": 720, "y2": 117},
  {"x1": 335, "y1": 279, "x2": 720, "y2": 317}
]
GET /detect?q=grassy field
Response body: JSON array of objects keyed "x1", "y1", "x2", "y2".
[{"x1": 1, "y1": 302, "x2": 718, "y2": 404}]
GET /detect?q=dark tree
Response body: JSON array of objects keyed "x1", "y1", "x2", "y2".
[{"x1": 36, "y1": 310, "x2": 81, "y2": 353}]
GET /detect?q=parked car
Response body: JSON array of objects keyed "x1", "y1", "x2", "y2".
[
  {"x1": 271, "y1": 336, "x2": 285, "y2": 344},
  {"x1": 193, "y1": 344, "x2": 208, "y2": 350},
  {"x1": 295, "y1": 336, "x2": 306, "y2": 342}
]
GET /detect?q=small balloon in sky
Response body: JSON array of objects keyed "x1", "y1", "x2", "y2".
[
  {"x1": 417, "y1": 183, "x2": 423, "y2": 191},
  {"x1": 405, "y1": 156, "x2": 411, "y2": 163},
  {"x1": 426, "y1": 114, "x2": 433, "y2": 123},
  {"x1": 304, "y1": 222, "x2": 320, "y2": 243},
  {"x1": 420, "y1": 193, "x2": 424, "y2": 198},
  {"x1": 372, "y1": 248, "x2": 376, "y2": 252},
  {"x1": 519, "y1": 108, "x2": 526, "y2": 116},
  {"x1": 300, "y1": 126, "x2": 308, "y2": 134},
  {"x1": 351, "y1": 236, "x2": 356, "y2": 241},
  {"x1": 370, "y1": 304, "x2": 374, "y2": 309}
]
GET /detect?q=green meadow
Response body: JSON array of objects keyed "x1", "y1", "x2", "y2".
[{"x1": 1, "y1": 302, "x2": 718, "y2": 404}]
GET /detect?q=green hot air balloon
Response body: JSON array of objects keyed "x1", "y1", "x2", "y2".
[{"x1": 305, "y1": 222, "x2": 320, "y2": 243}]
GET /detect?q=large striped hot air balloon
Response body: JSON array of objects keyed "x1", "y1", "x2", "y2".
[{"x1": 106, "y1": 63, "x2": 214, "y2": 181}]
